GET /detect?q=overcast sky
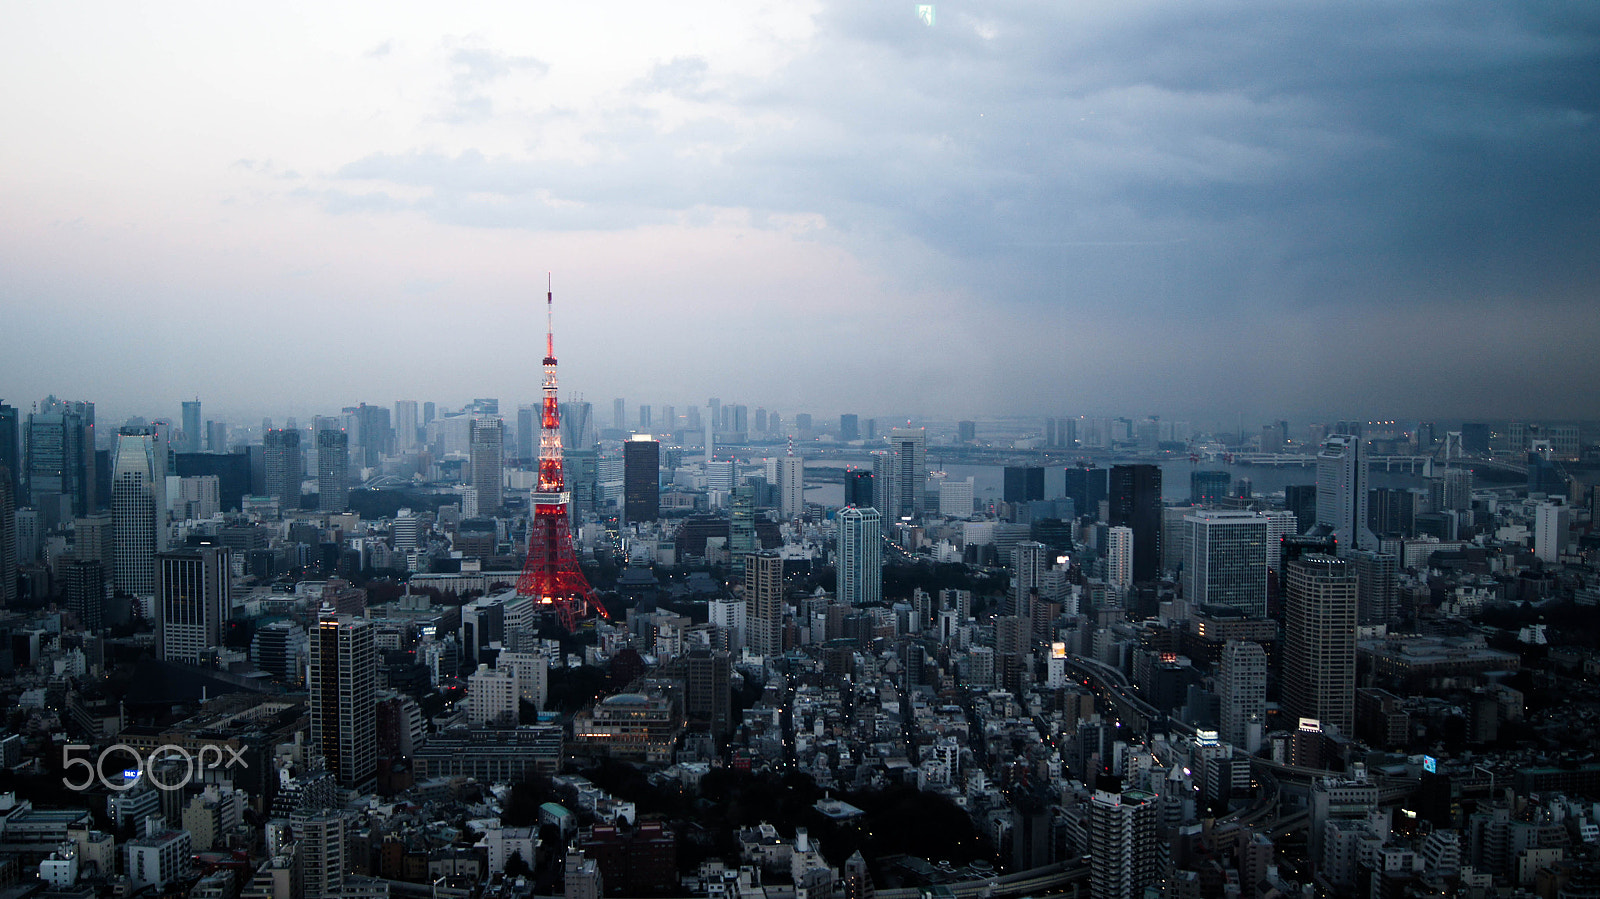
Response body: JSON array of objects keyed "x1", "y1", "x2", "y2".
[{"x1": 2, "y1": 1, "x2": 1596, "y2": 430}]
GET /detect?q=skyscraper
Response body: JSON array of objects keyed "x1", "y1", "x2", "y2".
[
  {"x1": 310, "y1": 613, "x2": 377, "y2": 791},
  {"x1": 560, "y1": 401, "x2": 595, "y2": 452},
  {"x1": 0, "y1": 465, "x2": 15, "y2": 607},
  {"x1": 469, "y1": 417, "x2": 505, "y2": 513},
  {"x1": 516, "y1": 404, "x2": 536, "y2": 464},
  {"x1": 1065, "y1": 465, "x2": 1107, "y2": 522},
  {"x1": 1347, "y1": 549, "x2": 1398, "y2": 625},
  {"x1": 888, "y1": 428, "x2": 927, "y2": 518},
  {"x1": 1089, "y1": 786, "x2": 1165, "y2": 899},
  {"x1": 181, "y1": 400, "x2": 202, "y2": 454},
  {"x1": 263, "y1": 429, "x2": 302, "y2": 514},
  {"x1": 63, "y1": 558, "x2": 105, "y2": 630},
  {"x1": 623, "y1": 436, "x2": 660, "y2": 523},
  {"x1": 316, "y1": 429, "x2": 350, "y2": 513},
  {"x1": 394, "y1": 400, "x2": 419, "y2": 452},
  {"x1": 1106, "y1": 526, "x2": 1134, "y2": 590},
  {"x1": 870, "y1": 452, "x2": 895, "y2": 523},
  {"x1": 27, "y1": 398, "x2": 95, "y2": 522},
  {"x1": 157, "y1": 545, "x2": 231, "y2": 665},
  {"x1": 1218, "y1": 640, "x2": 1267, "y2": 753},
  {"x1": 0, "y1": 401, "x2": 18, "y2": 506},
  {"x1": 1011, "y1": 540, "x2": 1046, "y2": 618},
  {"x1": 836, "y1": 506, "x2": 883, "y2": 607},
  {"x1": 1003, "y1": 466, "x2": 1045, "y2": 504},
  {"x1": 778, "y1": 455, "x2": 804, "y2": 518},
  {"x1": 746, "y1": 552, "x2": 784, "y2": 657},
  {"x1": 1190, "y1": 470, "x2": 1230, "y2": 505},
  {"x1": 1283, "y1": 556, "x2": 1357, "y2": 735},
  {"x1": 844, "y1": 469, "x2": 873, "y2": 509},
  {"x1": 838, "y1": 414, "x2": 859, "y2": 442},
  {"x1": 350, "y1": 403, "x2": 393, "y2": 468},
  {"x1": 729, "y1": 484, "x2": 757, "y2": 567},
  {"x1": 613, "y1": 398, "x2": 627, "y2": 432},
  {"x1": 111, "y1": 429, "x2": 166, "y2": 599},
  {"x1": 1182, "y1": 510, "x2": 1269, "y2": 617},
  {"x1": 1316, "y1": 435, "x2": 1374, "y2": 552},
  {"x1": 1109, "y1": 464, "x2": 1162, "y2": 583}
]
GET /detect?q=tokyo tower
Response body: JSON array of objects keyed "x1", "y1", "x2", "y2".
[{"x1": 514, "y1": 277, "x2": 604, "y2": 630}]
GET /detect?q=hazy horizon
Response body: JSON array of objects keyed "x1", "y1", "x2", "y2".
[{"x1": 5, "y1": 2, "x2": 1597, "y2": 424}]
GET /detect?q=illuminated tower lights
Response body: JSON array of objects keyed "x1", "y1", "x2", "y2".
[{"x1": 514, "y1": 278, "x2": 604, "y2": 630}]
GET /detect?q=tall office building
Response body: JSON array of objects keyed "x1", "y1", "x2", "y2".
[
  {"x1": 1283, "y1": 556, "x2": 1357, "y2": 736},
  {"x1": 1190, "y1": 470, "x2": 1230, "y2": 505},
  {"x1": 0, "y1": 466, "x2": 15, "y2": 607},
  {"x1": 1089, "y1": 786, "x2": 1165, "y2": 899},
  {"x1": 1065, "y1": 466, "x2": 1107, "y2": 522},
  {"x1": 27, "y1": 398, "x2": 95, "y2": 522},
  {"x1": 746, "y1": 552, "x2": 784, "y2": 657},
  {"x1": 157, "y1": 545, "x2": 231, "y2": 665},
  {"x1": 844, "y1": 469, "x2": 873, "y2": 509},
  {"x1": 1218, "y1": 641, "x2": 1267, "y2": 752},
  {"x1": 888, "y1": 428, "x2": 927, "y2": 518},
  {"x1": 778, "y1": 455, "x2": 804, "y2": 518},
  {"x1": 623, "y1": 436, "x2": 660, "y2": 523},
  {"x1": 206, "y1": 420, "x2": 228, "y2": 453},
  {"x1": 515, "y1": 404, "x2": 536, "y2": 464},
  {"x1": 1182, "y1": 511, "x2": 1269, "y2": 617},
  {"x1": 1106, "y1": 526, "x2": 1134, "y2": 590},
  {"x1": 1263, "y1": 510, "x2": 1298, "y2": 575},
  {"x1": 180, "y1": 400, "x2": 202, "y2": 454},
  {"x1": 1003, "y1": 467, "x2": 1045, "y2": 504},
  {"x1": 469, "y1": 417, "x2": 505, "y2": 513},
  {"x1": 613, "y1": 398, "x2": 627, "y2": 432},
  {"x1": 838, "y1": 414, "x2": 859, "y2": 442},
  {"x1": 263, "y1": 429, "x2": 303, "y2": 514},
  {"x1": 395, "y1": 400, "x2": 419, "y2": 452},
  {"x1": 350, "y1": 403, "x2": 393, "y2": 468},
  {"x1": 729, "y1": 484, "x2": 757, "y2": 566},
  {"x1": 111, "y1": 429, "x2": 166, "y2": 599},
  {"x1": 638, "y1": 405, "x2": 652, "y2": 431},
  {"x1": 310, "y1": 613, "x2": 378, "y2": 791},
  {"x1": 1316, "y1": 435, "x2": 1374, "y2": 552},
  {"x1": 837, "y1": 506, "x2": 883, "y2": 607},
  {"x1": 870, "y1": 452, "x2": 895, "y2": 523},
  {"x1": 316, "y1": 430, "x2": 350, "y2": 513},
  {"x1": 560, "y1": 401, "x2": 595, "y2": 452},
  {"x1": 1109, "y1": 464, "x2": 1162, "y2": 582},
  {"x1": 0, "y1": 401, "x2": 18, "y2": 507},
  {"x1": 1347, "y1": 549, "x2": 1398, "y2": 625},
  {"x1": 63, "y1": 558, "x2": 105, "y2": 630}
]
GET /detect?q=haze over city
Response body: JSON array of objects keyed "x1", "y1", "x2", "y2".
[{"x1": 4, "y1": 1, "x2": 1597, "y2": 425}]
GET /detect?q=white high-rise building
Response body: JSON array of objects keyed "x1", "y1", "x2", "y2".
[
  {"x1": 1317, "y1": 435, "x2": 1374, "y2": 552},
  {"x1": 1089, "y1": 787, "x2": 1165, "y2": 899},
  {"x1": 467, "y1": 663, "x2": 519, "y2": 724},
  {"x1": 778, "y1": 456, "x2": 805, "y2": 518},
  {"x1": 1106, "y1": 526, "x2": 1134, "y2": 590},
  {"x1": 1183, "y1": 510, "x2": 1269, "y2": 617},
  {"x1": 939, "y1": 477, "x2": 974, "y2": 517},
  {"x1": 495, "y1": 651, "x2": 551, "y2": 709},
  {"x1": 394, "y1": 400, "x2": 419, "y2": 452},
  {"x1": 1263, "y1": 509, "x2": 1298, "y2": 574},
  {"x1": 710, "y1": 597, "x2": 747, "y2": 655},
  {"x1": 837, "y1": 506, "x2": 883, "y2": 607},
  {"x1": 706, "y1": 461, "x2": 736, "y2": 493},
  {"x1": 1534, "y1": 499, "x2": 1569, "y2": 563},
  {"x1": 1218, "y1": 640, "x2": 1267, "y2": 753},
  {"x1": 112, "y1": 430, "x2": 167, "y2": 600},
  {"x1": 310, "y1": 613, "x2": 377, "y2": 791}
]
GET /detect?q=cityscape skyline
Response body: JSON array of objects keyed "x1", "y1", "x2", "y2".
[{"x1": 4, "y1": 2, "x2": 1598, "y2": 422}]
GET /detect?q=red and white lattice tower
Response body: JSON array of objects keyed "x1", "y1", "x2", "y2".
[{"x1": 514, "y1": 277, "x2": 603, "y2": 630}]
